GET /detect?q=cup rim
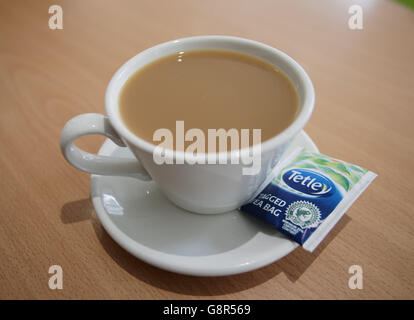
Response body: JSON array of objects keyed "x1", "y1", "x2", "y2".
[{"x1": 105, "y1": 35, "x2": 314, "y2": 162}]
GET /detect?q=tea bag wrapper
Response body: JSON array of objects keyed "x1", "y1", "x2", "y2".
[{"x1": 240, "y1": 148, "x2": 377, "y2": 252}]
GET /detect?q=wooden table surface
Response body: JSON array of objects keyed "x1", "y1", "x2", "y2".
[{"x1": 1, "y1": 0, "x2": 413, "y2": 299}]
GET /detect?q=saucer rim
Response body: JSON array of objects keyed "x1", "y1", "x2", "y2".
[{"x1": 91, "y1": 130, "x2": 318, "y2": 276}]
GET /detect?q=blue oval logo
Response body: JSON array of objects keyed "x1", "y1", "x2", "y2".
[{"x1": 282, "y1": 168, "x2": 336, "y2": 197}]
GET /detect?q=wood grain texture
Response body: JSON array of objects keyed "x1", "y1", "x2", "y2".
[{"x1": 0, "y1": 0, "x2": 413, "y2": 299}]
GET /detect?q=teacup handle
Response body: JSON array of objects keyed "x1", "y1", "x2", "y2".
[{"x1": 60, "y1": 113, "x2": 151, "y2": 180}]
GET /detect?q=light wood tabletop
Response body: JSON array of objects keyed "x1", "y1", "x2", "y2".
[{"x1": 1, "y1": 0, "x2": 413, "y2": 299}]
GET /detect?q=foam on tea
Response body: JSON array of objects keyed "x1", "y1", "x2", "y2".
[{"x1": 119, "y1": 49, "x2": 298, "y2": 151}]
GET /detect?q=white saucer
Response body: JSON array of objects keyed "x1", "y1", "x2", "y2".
[{"x1": 91, "y1": 131, "x2": 318, "y2": 276}]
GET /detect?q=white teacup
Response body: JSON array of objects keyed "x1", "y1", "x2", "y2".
[{"x1": 60, "y1": 36, "x2": 314, "y2": 214}]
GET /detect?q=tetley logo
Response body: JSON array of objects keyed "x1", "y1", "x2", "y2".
[{"x1": 282, "y1": 169, "x2": 335, "y2": 197}]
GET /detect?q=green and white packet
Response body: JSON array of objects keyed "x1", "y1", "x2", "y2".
[{"x1": 240, "y1": 147, "x2": 377, "y2": 252}]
